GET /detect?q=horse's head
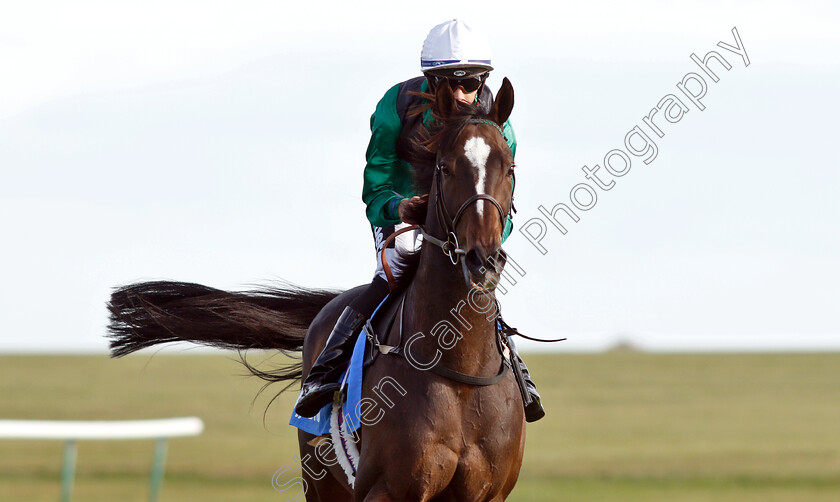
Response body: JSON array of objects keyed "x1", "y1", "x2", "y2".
[{"x1": 419, "y1": 78, "x2": 516, "y2": 291}]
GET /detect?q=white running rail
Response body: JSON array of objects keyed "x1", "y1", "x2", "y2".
[{"x1": 0, "y1": 417, "x2": 204, "y2": 502}]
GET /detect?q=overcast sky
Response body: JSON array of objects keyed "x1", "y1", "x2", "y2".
[{"x1": 1, "y1": 1, "x2": 838, "y2": 353}]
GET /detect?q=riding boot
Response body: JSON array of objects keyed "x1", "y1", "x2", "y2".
[
  {"x1": 294, "y1": 306, "x2": 366, "y2": 418},
  {"x1": 509, "y1": 339, "x2": 546, "y2": 423}
]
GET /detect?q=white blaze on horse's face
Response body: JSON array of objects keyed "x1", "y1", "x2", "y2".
[{"x1": 463, "y1": 136, "x2": 491, "y2": 218}]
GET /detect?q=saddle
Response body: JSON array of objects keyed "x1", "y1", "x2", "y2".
[{"x1": 362, "y1": 288, "x2": 408, "y2": 369}]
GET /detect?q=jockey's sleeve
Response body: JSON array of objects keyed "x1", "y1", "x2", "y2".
[
  {"x1": 501, "y1": 119, "x2": 517, "y2": 243},
  {"x1": 363, "y1": 83, "x2": 408, "y2": 227}
]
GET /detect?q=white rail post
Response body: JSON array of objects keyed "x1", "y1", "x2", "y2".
[
  {"x1": 60, "y1": 439, "x2": 77, "y2": 502},
  {"x1": 148, "y1": 437, "x2": 168, "y2": 502}
]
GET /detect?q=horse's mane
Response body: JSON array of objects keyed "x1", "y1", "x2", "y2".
[{"x1": 403, "y1": 90, "x2": 494, "y2": 195}]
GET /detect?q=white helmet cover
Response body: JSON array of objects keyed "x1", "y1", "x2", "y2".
[{"x1": 420, "y1": 19, "x2": 493, "y2": 73}]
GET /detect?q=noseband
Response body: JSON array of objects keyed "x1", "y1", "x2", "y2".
[{"x1": 420, "y1": 118, "x2": 515, "y2": 284}]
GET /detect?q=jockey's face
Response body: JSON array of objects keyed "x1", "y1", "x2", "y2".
[
  {"x1": 452, "y1": 86, "x2": 478, "y2": 105},
  {"x1": 427, "y1": 70, "x2": 489, "y2": 105}
]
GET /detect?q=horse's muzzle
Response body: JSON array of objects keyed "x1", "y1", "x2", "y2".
[{"x1": 464, "y1": 246, "x2": 507, "y2": 290}]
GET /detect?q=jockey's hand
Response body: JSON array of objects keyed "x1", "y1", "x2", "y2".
[{"x1": 398, "y1": 195, "x2": 428, "y2": 225}]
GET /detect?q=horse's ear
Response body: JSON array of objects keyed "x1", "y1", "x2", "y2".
[
  {"x1": 492, "y1": 77, "x2": 514, "y2": 126},
  {"x1": 435, "y1": 79, "x2": 456, "y2": 120}
]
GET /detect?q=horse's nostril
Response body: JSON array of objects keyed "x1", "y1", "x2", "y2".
[{"x1": 465, "y1": 249, "x2": 486, "y2": 276}]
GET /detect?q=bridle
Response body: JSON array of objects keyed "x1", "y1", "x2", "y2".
[{"x1": 419, "y1": 118, "x2": 516, "y2": 285}]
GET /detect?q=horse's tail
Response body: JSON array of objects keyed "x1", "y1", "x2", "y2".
[{"x1": 107, "y1": 280, "x2": 341, "y2": 385}]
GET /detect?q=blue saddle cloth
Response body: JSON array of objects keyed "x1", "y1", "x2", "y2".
[{"x1": 289, "y1": 328, "x2": 366, "y2": 435}]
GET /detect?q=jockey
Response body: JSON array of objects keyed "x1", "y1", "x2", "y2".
[{"x1": 294, "y1": 19, "x2": 545, "y2": 422}]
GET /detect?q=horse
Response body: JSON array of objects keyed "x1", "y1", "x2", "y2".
[{"x1": 108, "y1": 77, "x2": 525, "y2": 501}]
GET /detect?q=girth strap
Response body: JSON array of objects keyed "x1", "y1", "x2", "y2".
[
  {"x1": 423, "y1": 357, "x2": 509, "y2": 386},
  {"x1": 372, "y1": 297, "x2": 510, "y2": 387}
]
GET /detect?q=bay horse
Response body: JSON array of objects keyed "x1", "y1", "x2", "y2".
[{"x1": 108, "y1": 78, "x2": 525, "y2": 501}]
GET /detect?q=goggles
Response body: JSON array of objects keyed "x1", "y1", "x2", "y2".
[{"x1": 429, "y1": 72, "x2": 488, "y2": 93}]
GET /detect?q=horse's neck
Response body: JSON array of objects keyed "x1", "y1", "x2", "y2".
[{"x1": 404, "y1": 246, "x2": 500, "y2": 375}]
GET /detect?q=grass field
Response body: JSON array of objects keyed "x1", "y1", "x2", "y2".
[{"x1": 1, "y1": 352, "x2": 839, "y2": 501}]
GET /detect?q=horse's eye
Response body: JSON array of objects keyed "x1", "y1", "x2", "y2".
[
  {"x1": 507, "y1": 163, "x2": 516, "y2": 176},
  {"x1": 439, "y1": 164, "x2": 451, "y2": 176}
]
